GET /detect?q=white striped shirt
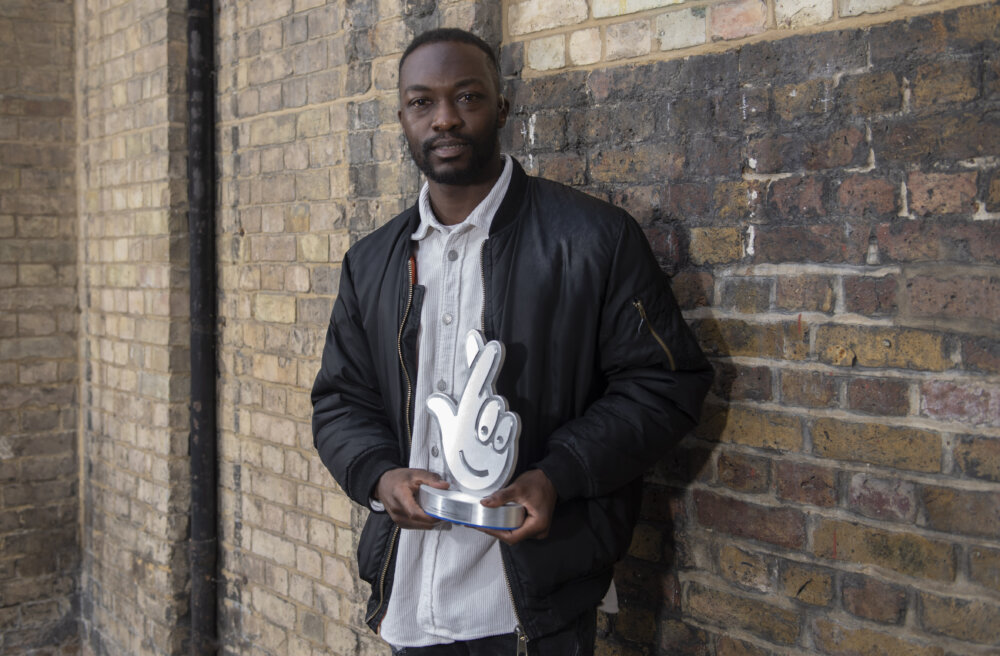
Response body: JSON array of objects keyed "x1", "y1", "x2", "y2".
[{"x1": 379, "y1": 156, "x2": 517, "y2": 648}]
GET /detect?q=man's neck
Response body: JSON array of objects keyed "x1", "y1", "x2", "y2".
[{"x1": 426, "y1": 157, "x2": 504, "y2": 226}]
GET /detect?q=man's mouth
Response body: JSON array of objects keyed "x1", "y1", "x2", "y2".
[{"x1": 425, "y1": 139, "x2": 470, "y2": 159}]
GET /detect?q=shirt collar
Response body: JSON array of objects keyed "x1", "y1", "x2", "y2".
[{"x1": 412, "y1": 155, "x2": 513, "y2": 241}]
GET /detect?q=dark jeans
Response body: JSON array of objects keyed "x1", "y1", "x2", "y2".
[{"x1": 390, "y1": 609, "x2": 596, "y2": 656}]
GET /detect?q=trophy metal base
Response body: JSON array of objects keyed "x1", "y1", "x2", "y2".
[{"x1": 419, "y1": 485, "x2": 525, "y2": 530}]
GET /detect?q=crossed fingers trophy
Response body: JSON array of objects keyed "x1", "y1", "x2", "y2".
[{"x1": 418, "y1": 330, "x2": 525, "y2": 529}]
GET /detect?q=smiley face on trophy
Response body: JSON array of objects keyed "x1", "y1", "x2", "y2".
[{"x1": 418, "y1": 330, "x2": 525, "y2": 529}]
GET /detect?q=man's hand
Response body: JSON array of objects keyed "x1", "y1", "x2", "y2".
[
  {"x1": 478, "y1": 469, "x2": 557, "y2": 545},
  {"x1": 375, "y1": 468, "x2": 450, "y2": 530}
]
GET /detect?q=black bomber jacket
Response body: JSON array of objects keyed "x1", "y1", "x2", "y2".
[{"x1": 311, "y1": 159, "x2": 713, "y2": 640}]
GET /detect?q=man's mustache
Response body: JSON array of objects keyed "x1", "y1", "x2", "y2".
[{"x1": 422, "y1": 135, "x2": 471, "y2": 156}]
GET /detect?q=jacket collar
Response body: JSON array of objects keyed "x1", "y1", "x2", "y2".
[{"x1": 402, "y1": 156, "x2": 529, "y2": 240}]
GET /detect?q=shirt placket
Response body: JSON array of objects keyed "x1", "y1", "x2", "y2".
[{"x1": 428, "y1": 227, "x2": 465, "y2": 480}]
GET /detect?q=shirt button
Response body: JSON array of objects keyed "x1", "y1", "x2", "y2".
[
  {"x1": 431, "y1": 446, "x2": 439, "y2": 457},
  {"x1": 442, "y1": 313, "x2": 453, "y2": 325},
  {"x1": 447, "y1": 250, "x2": 458, "y2": 261},
  {"x1": 437, "y1": 379, "x2": 447, "y2": 392}
]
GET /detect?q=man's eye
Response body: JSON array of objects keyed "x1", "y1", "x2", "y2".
[
  {"x1": 458, "y1": 93, "x2": 479, "y2": 103},
  {"x1": 410, "y1": 98, "x2": 430, "y2": 108}
]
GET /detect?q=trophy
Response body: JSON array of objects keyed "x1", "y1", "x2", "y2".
[{"x1": 418, "y1": 330, "x2": 525, "y2": 529}]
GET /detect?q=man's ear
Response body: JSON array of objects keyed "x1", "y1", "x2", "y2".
[{"x1": 496, "y1": 94, "x2": 510, "y2": 129}]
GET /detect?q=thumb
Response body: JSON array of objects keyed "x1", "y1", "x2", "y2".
[{"x1": 481, "y1": 484, "x2": 515, "y2": 507}]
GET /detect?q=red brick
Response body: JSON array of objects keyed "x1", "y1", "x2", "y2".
[
  {"x1": 696, "y1": 403, "x2": 803, "y2": 452},
  {"x1": 969, "y1": 546, "x2": 1000, "y2": 593},
  {"x1": 954, "y1": 435, "x2": 1000, "y2": 483},
  {"x1": 875, "y1": 112, "x2": 1000, "y2": 164},
  {"x1": 907, "y1": 171, "x2": 978, "y2": 217},
  {"x1": 837, "y1": 71, "x2": 901, "y2": 115},
  {"x1": 812, "y1": 418, "x2": 941, "y2": 473},
  {"x1": 687, "y1": 582, "x2": 800, "y2": 645},
  {"x1": 709, "y1": 0, "x2": 767, "y2": 41},
  {"x1": 962, "y1": 336, "x2": 1000, "y2": 374},
  {"x1": 813, "y1": 519, "x2": 955, "y2": 580},
  {"x1": 749, "y1": 127, "x2": 867, "y2": 173},
  {"x1": 812, "y1": 619, "x2": 944, "y2": 656},
  {"x1": 907, "y1": 275, "x2": 999, "y2": 322},
  {"x1": 921, "y1": 486, "x2": 1000, "y2": 539},
  {"x1": 846, "y1": 377, "x2": 909, "y2": 416},
  {"x1": 717, "y1": 450, "x2": 771, "y2": 493},
  {"x1": 775, "y1": 462, "x2": 837, "y2": 507},
  {"x1": 767, "y1": 175, "x2": 826, "y2": 221},
  {"x1": 775, "y1": 275, "x2": 835, "y2": 313},
  {"x1": 774, "y1": 79, "x2": 829, "y2": 122},
  {"x1": 847, "y1": 473, "x2": 916, "y2": 522},
  {"x1": 711, "y1": 363, "x2": 772, "y2": 402},
  {"x1": 876, "y1": 220, "x2": 1000, "y2": 264},
  {"x1": 815, "y1": 324, "x2": 952, "y2": 371},
  {"x1": 912, "y1": 60, "x2": 979, "y2": 108},
  {"x1": 843, "y1": 275, "x2": 898, "y2": 316},
  {"x1": 671, "y1": 271, "x2": 714, "y2": 310},
  {"x1": 836, "y1": 175, "x2": 897, "y2": 218},
  {"x1": 720, "y1": 278, "x2": 770, "y2": 313},
  {"x1": 781, "y1": 370, "x2": 839, "y2": 408},
  {"x1": 921, "y1": 381, "x2": 999, "y2": 427},
  {"x1": 919, "y1": 593, "x2": 1000, "y2": 644},
  {"x1": 642, "y1": 222, "x2": 684, "y2": 273},
  {"x1": 753, "y1": 224, "x2": 868, "y2": 264},
  {"x1": 694, "y1": 490, "x2": 806, "y2": 549},
  {"x1": 666, "y1": 183, "x2": 711, "y2": 221},
  {"x1": 841, "y1": 574, "x2": 907, "y2": 624}
]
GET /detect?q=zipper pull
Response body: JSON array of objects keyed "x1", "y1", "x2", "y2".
[{"x1": 515, "y1": 625, "x2": 528, "y2": 656}]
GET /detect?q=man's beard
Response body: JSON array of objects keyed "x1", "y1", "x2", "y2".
[{"x1": 410, "y1": 132, "x2": 499, "y2": 185}]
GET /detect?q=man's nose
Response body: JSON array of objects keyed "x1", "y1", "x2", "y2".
[{"x1": 431, "y1": 101, "x2": 462, "y2": 131}]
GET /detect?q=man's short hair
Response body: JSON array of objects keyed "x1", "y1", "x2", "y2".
[{"x1": 399, "y1": 28, "x2": 501, "y2": 92}]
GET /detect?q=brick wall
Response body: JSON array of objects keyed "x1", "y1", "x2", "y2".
[
  {"x1": 214, "y1": 2, "x2": 502, "y2": 652},
  {"x1": 76, "y1": 0, "x2": 191, "y2": 653},
  {"x1": 0, "y1": 0, "x2": 79, "y2": 653},
  {"x1": 210, "y1": 0, "x2": 1000, "y2": 655},
  {"x1": 499, "y1": 0, "x2": 1000, "y2": 653}
]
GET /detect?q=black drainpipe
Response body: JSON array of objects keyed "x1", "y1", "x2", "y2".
[{"x1": 187, "y1": 0, "x2": 217, "y2": 653}]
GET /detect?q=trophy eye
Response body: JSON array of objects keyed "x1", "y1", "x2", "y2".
[
  {"x1": 476, "y1": 399, "x2": 501, "y2": 443},
  {"x1": 492, "y1": 415, "x2": 514, "y2": 453}
]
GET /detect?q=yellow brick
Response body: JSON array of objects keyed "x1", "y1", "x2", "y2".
[{"x1": 254, "y1": 294, "x2": 296, "y2": 323}]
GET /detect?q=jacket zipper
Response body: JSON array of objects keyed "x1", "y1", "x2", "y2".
[
  {"x1": 479, "y1": 242, "x2": 488, "y2": 335},
  {"x1": 632, "y1": 298, "x2": 676, "y2": 371},
  {"x1": 484, "y1": 240, "x2": 528, "y2": 655},
  {"x1": 366, "y1": 256, "x2": 417, "y2": 627},
  {"x1": 503, "y1": 561, "x2": 529, "y2": 655}
]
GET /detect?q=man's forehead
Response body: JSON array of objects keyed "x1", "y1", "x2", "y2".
[{"x1": 398, "y1": 40, "x2": 496, "y2": 90}]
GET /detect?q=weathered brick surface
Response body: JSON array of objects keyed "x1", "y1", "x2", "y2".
[
  {"x1": 75, "y1": 0, "x2": 192, "y2": 653},
  {"x1": 0, "y1": 0, "x2": 79, "y2": 652},
  {"x1": 46, "y1": 0, "x2": 997, "y2": 654}
]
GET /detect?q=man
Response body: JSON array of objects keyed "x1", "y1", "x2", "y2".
[{"x1": 312, "y1": 28, "x2": 712, "y2": 655}]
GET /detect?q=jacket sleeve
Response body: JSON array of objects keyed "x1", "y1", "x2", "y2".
[
  {"x1": 311, "y1": 253, "x2": 403, "y2": 507},
  {"x1": 533, "y1": 216, "x2": 714, "y2": 501}
]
